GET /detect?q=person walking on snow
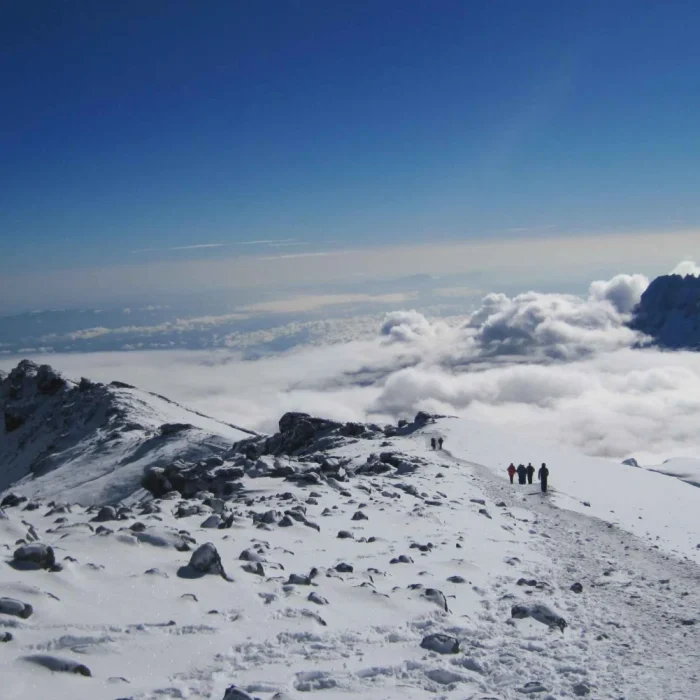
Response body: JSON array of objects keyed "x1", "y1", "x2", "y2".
[
  {"x1": 430, "y1": 437, "x2": 436, "y2": 450},
  {"x1": 538, "y1": 463, "x2": 549, "y2": 493},
  {"x1": 526, "y1": 463, "x2": 535, "y2": 485},
  {"x1": 516, "y1": 464, "x2": 527, "y2": 485},
  {"x1": 438, "y1": 437, "x2": 444, "y2": 450},
  {"x1": 507, "y1": 463, "x2": 516, "y2": 484}
]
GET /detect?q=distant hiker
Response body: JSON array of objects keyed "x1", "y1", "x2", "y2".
[
  {"x1": 516, "y1": 464, "x2": 527, "y2": 485},
  {"x1": 538, "y1": 463, "x2": 549, "y2": 493},
  {"x1": 430, "y1": 437, "x2": 436, "y2": 450},
  {"x1": 438, "y1": 437, "x2": 444, "y2": 450},
  {"x1": 507, "y1": 463, "x2": 516, "y2": 484},
  {"x1": 526, "y1": 463, "x2": 535, "y2": 485}
]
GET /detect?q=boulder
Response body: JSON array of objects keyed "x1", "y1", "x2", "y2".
[
  {"x1": 1, "y1": 494, "x2": 27, "y2": 508},
  {"x1": 93, "y1": 506, "x2": 117, "y2": 522},
  {"x1": 0, "y1": 598, "x2": 33, "y2": 619},
  {"x1": 13, "y1": 543, "x2": 56, "y2": 570},
  {"x1": 420, "y1": 633, "x2": 459, "y2": 654},
  {"x1": 223, "y1": 687, "x2": 255, "y2": 700},
  {"x1": 186, "y1": 543, "x2": 230, "y2": 580},
  {"x1": 201, "y1": 514, "x2": 223, "y2": 529}
]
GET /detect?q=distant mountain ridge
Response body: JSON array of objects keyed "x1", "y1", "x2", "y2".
[
  {"x1": 630, "y1": 273, "x2": 700, "y2": 349},
  {"x1": 0, "y1": 360, "x2": 254, "y2": 504}
]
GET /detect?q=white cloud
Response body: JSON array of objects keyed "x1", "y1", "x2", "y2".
[
  {"x1": 6, "y1": 265, "x2": 700, "y2": 464},
  {"x1": 671, "y1": 260, "x2": 700, "y2": 277},
  {"x1": 242, "y1": 293, "x2": 417, "y2": 314},
  {"x1": 131, "y1": 243, "x2": 225, "y2": 253}
]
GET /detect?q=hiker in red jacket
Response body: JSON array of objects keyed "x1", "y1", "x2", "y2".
[{"x1": 507, "y1": 463, "x2": 516, "y2": 484}]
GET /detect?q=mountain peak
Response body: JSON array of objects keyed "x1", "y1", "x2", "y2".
[{"x1": 629, "y1": 273, "x2": 700, "y2": 349}]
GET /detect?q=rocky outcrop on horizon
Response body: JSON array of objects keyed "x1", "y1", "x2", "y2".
[{"x1": 630, "y1": 273, "x2": 700, "y2": 350}]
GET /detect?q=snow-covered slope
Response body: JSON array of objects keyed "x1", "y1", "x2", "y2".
[
  {"x1": 640, "y1": 457, "x2": 700, "y2": 488},
  {"x1": 0, "y1": 360, "x2": 254, "y2": 505},
  {"x1": 1, "y1": 412, "x2": 699, "y2": 699},
  {"x1": 630, "y1": 272, "x2": 700, "y2": 349}
]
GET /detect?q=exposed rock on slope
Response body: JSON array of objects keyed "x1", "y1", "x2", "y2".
[{"x1": 630, "y1": 273, "x2": 700, "y2": 349}]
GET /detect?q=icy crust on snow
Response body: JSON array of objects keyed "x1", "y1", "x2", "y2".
[
  {"x1": 630, "y1": 272, "x2": 700, "y2": 349},
  {"x1": 1, "y1": 416, "x2": 700, "y2": 700},
  {"x1": 0, "y1": 360, "x2": 253, "y2": 505}
]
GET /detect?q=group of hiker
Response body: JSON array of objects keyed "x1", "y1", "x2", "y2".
[
  {"x1": 507, "y1": 462, "x2": 550, "y2": 493},
  {"x1": 430, "y1": 437, "x2": 444, "y2": 450}
]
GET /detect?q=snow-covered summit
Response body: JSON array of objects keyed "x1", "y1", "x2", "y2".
[
  {"x1": 630, "y1": 272, "x2": 700, "y2": 349},
  {"x1": 0, "y1": 360, "x2": 254, "y2": 505}
]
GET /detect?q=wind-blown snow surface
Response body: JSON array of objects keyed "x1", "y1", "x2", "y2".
[
  {"x1": 2, "y1": 417, "x2": 699, "y2": 699},
  {"x1": 0, "y1": 362, "x2": 253, "y2": 505}
]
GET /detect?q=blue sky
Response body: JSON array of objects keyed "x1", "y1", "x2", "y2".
[{"x1": 1, "y1": 1, "x2": 700, "y2": 308}]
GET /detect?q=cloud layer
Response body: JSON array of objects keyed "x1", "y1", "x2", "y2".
[{"x1": 5, "y1": 263, "x2": 700, "y2": 465}]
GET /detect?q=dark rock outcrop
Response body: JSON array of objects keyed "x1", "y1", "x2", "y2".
[{"x1": 630, "y1": 273, "x2": 700, "y2": 350}]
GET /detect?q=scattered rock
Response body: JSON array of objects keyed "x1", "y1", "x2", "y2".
[
  {"x1": 1, "y1": 494, "x2": 27, "y2": 508},
  {"x1": 335, "y1": 562, "x2": 353, "y2": 573},
  {"x1": 573, "y1": 682, "x2": 591, "y2": 696},
  {"x1": 571, "y1": 582, "x2": 584, "y2": 594},
  {"x1": 0, "y1": 598, "x2": 33, "y2": 619},
  {"x1": 423, "y1": 588, "x2": 449, "y2": 612},
  {"x1": 222, "y1": 686, "x2": 255, "y2": 700},
  {"x1": 420, "y1": 633, "x2": 459, "y2": 654},
  {"x1": 93, "y1": 505, "x2": 117, "y2": 522},
  {"x1": 447, "y1": 575, "x2": 467, "y2": 584},
  {"x1": 12, "y1": 543, "x2": 56, "y2": 570},
  {"x1": 0, "y1": 632, "x2": 12, "y2": 642},
  {"x1": 308, "y1": 592, "x2": 328, "y2": 605},
  {"x1": 201, "y1": 514, "x2": 223, "y2": 529},
  {"x1": 478, "y1": 508, "x2": 492, "y2": 519},
  {"x1": 242, "y1": 562, "x2": 265, "y2": 577},
  {"x1": 337, "y1": 530, "x2": 354, "y2": 540},
  {"x1": 517, "y1": 578, "x2": 538, "y2": 587},
  {"x1": 390, "y1": 555, "x2": 414, "y2": 564},
  {"x1": 518, "y1": 681, "x2": 549, "y2": 694},
  {"x1": 278, "y1": 515, "x2": 295, "y2": 527},
  {"x1": 511, "y1": 603, "x2": 567, "y2": 632},
  {"x1": 351, "y1": 511, "x2": 369, "y2": 521},
  {"x1": 23, "y1": 654, "x2": 92, "y2": 676},
  {"x1": 182, "y1": 542, "x2": 231, "y2": 581}
]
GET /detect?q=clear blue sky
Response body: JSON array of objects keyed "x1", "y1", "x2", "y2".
[{"x1": 2, "y1": 0, "x2": 700, "y2": 276}]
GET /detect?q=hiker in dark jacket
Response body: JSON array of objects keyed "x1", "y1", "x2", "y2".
[
  {"x1": 516, "y1": 464, "x2": 527, "y2": 485},
  {"x1": 430, "y1": 437, "x2": 436, "y2": 450},
  {"x1": 538, "y1": 463, "x2": 549, "y2": 493},
  {"x1": 526, "y1": 463, "x2": 535, "y2": 484},
  {"x1": 438, "y1": 437, "x2": 444, "y2": 450},
  {"x1": 507, "y1": 463, "x2": 516, "y2": 484}
]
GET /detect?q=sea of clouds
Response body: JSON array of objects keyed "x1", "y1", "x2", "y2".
[{"x1": 4, "y1": 263, "x2": 700, "y2": 465}]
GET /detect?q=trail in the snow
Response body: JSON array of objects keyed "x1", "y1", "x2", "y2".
[{"x1": 455, "y1": 451, "x2": 700, "y2": 700}]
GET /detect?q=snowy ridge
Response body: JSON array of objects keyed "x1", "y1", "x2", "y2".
[
  {"x1": 1, "y1": 407, "x2": 700, "y2": 699},
  {"x1": 0, "y1": 360, "x2": 254, "y2": 505},
  {"x1": 630, "y1": 272, "x2": 700, "y2": 349}
]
